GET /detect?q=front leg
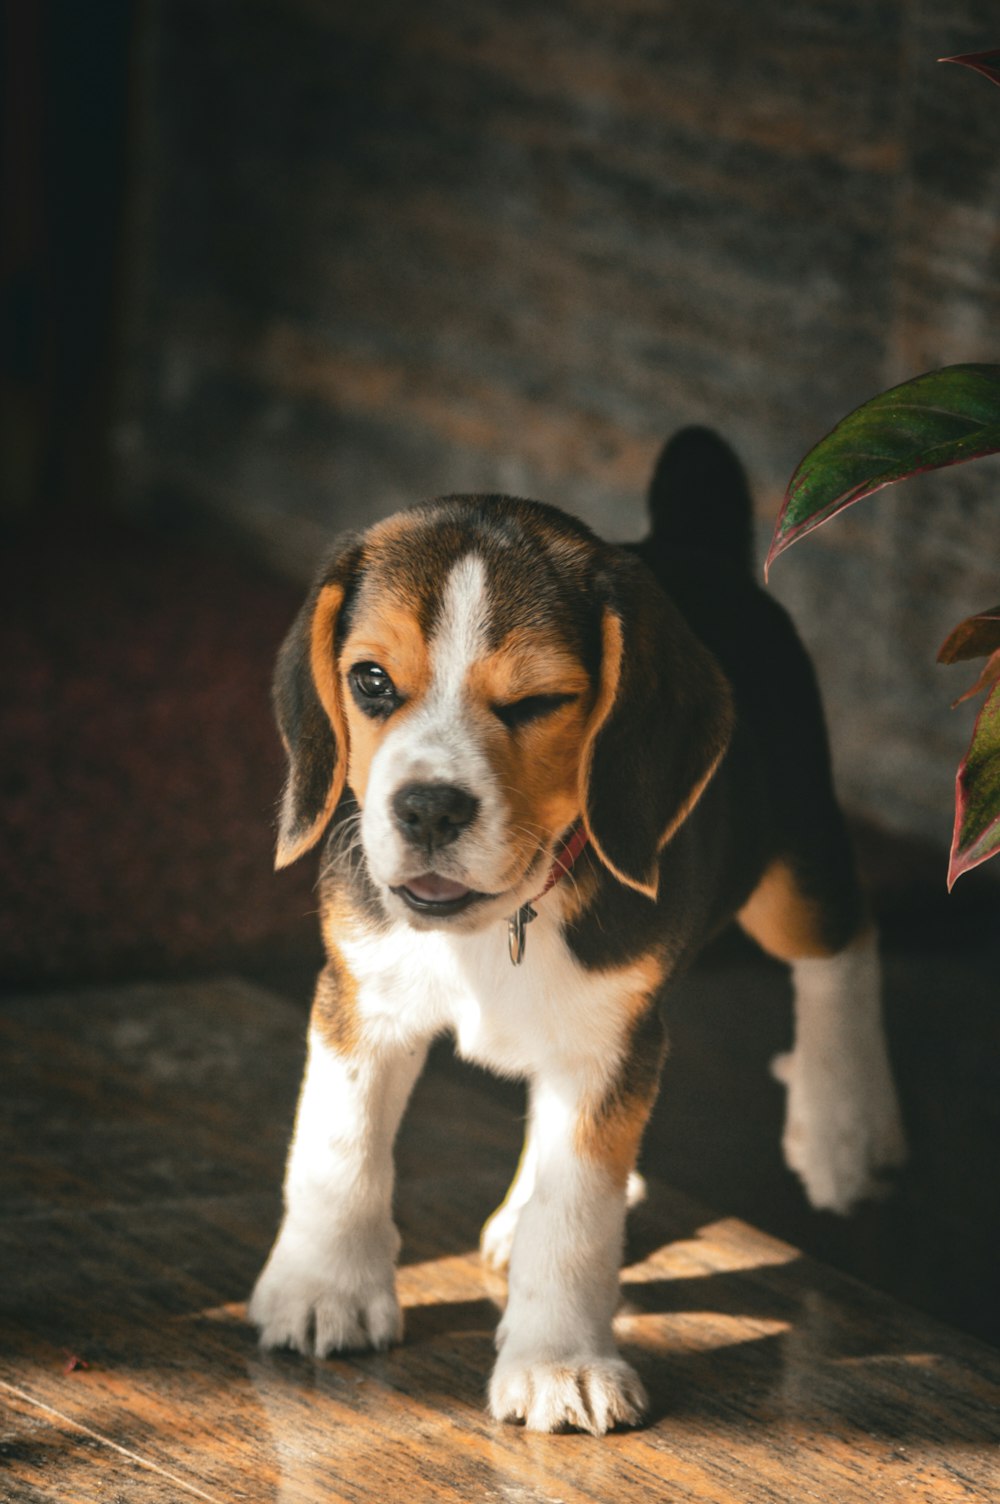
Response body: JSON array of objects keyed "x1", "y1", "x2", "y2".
[
  {"x1": 249, "y1": 987, "x2": 428, "y2": 1356},
  {"x1": 489, "y1": 1025, "x2": 662, "y2": 1435}
]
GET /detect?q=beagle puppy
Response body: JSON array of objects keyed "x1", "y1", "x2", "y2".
[{"x1": 249, "y1": 428, "x2": 906, "y2": 1434}]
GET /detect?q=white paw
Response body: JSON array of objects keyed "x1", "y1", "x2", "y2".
[
  {"x1": 772, "y1": 1049, "x2": 907, "y2": 1214},
  {"x1": 248, "y1": 1229, "x2": 402, "y2": 1356},
  {"x1": 489, "y1": 1353, "x2": 647, "y2": 1435}
]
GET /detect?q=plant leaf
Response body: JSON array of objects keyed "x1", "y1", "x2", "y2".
[
  {"x1": 766, "y1": 364, "x2": 1000, "y2": 576},
  {"x1": 940, "y1": 50, "x2": 1000, "y2": 88},
  {"x1": 950, "y1": 649, "x2": 1000, "y2": 709},
  {"x1": 937, "y1": 604, "x2": 1000, "y2": 664},
  {"x1": 948, "y1": 678, "x2": 1000, "y2": 887}
]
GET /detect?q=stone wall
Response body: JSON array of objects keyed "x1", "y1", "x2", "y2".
[{"x1": 115, "y1": 0, "x2": 1000, "y2": 852}]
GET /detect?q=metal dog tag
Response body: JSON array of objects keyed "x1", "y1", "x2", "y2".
[{"x1": 507, "y1": 904, "x2": 537, "y2": 966}]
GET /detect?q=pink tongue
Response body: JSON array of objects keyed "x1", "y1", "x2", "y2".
[{"x1": 406, "y1": 874, "x2": 472, "y2": 903}]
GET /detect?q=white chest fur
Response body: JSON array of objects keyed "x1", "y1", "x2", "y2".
[{"x1": 338, "y1": 900, "x2": 640, "y2": 1087}]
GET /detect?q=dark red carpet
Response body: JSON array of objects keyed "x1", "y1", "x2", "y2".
[{"x1": 1, "y1": 522, "x2": 321, "y2": 986}]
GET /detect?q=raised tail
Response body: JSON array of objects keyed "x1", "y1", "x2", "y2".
[{"x1": 642, "y1": 426, "x2": 756, "y2": 575}]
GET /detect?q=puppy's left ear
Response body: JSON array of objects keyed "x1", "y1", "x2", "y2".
[
  {"x1": 272, "y1": 540, "x2": 363, "y2": 869},
  {"x1": 579, "y1": 555, "x2": 734, "y2": 898}
]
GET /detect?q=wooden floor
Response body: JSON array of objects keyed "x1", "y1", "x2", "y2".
[{"x1": 2, "y1": 978, "x2": 1000, "y2": 1502}]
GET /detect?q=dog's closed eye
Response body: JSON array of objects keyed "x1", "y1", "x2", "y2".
[{"x1": 492, "y1": 693, "x2": 578, "y2": 730}]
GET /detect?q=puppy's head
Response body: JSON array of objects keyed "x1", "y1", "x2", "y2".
[{"x1": 273, "y1": 497, "x2": 732, "y2": 930}]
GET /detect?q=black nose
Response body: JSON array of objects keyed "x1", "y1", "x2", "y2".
[{"x1": 392, "y1": 782, "x2": 480, "y2": 852}]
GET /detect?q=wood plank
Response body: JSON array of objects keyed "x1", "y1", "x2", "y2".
[
  {"x1": 0, "y1": 1386, "x2": 220, "y2": 1504},
  {"x1": 2, "y1": 979, "x2": 999, "y2": 1501}
]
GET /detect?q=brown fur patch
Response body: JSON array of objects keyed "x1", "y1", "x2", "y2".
[
  {"x1": 577, "y1": 1091, "x2": 654, "y2": 1186},
  {"x1": 468, "y1": 632, "x2": 591, "y2": 705},
  {"x1": 272, "y1": 582, "x2": 349, "y2": 866},
  {"x1": 576, "y1": 610, "x2": 645, "y2": 893},
  {"x1": 462, "y1": 630, "x2": 595, "y2": 874},
  {"x1": 573, "y1": 959, "x2": 668, "y2": 1183},
  {"x1": 737, "y1": 857, "x2": 852, "y2": 961},
  {"x1": 338, "y1": 591, "x2": 431, "y2": 804},
  {"x1": 310, "y1": 948, "x2": 361, "y2": 1057},
  {"x1": 309, "y1": 583, "x2": 349, "y2": 736}
]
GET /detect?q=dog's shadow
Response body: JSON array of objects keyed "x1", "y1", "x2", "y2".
[{"x1": 391, "y1": 1186, "x2": 1000, "y2": 1447}]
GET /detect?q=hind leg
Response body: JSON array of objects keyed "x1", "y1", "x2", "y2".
[
  {"x1": 773, "y1": 926, "x2": 907, "y2": 1212},
  {"x1": 481, "y1": 1109, "x2": 647, "y2": 1272},
  {"x1": 739, "y1": 859, "x2": 907, "y2": 1213},
  {"x1": 480, "y1": 1124, "x2": 538, "y2": 1271}
]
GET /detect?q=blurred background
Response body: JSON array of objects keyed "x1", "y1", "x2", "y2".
[{"x1": 2, "y1": 0, "x2": 998, "y2": 1343}]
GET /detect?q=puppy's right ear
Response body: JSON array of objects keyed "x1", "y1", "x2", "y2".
[{"x1": 272, "y1": 540, "x2": 363, "y2": 868}]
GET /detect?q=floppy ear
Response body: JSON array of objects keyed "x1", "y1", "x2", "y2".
[
  {"x1": 272, "y1": 542, "x2": 362, "y2": 869},
  {"x1": 579, "y1": 556, "x2": 734, "y2": 898}
]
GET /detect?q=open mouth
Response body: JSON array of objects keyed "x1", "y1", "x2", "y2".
[{"x1": 391, "y1": 873, "x2": 490, "y2": 917}]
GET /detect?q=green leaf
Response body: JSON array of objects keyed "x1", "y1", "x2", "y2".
[
  {"x1": 767, "y1": 364, "x2": 1000, "y2": 576},
  {"x1": 937, "y1": 604, "x2": 1000, "y2": 664},
  {"x1": 949, "y1": 678, "x2": 1000, "y2": 887},
  {"x1": 940, "y1": 50, "x2": 1000, "y2": 89}
]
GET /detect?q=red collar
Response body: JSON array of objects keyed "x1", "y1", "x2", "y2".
[
  {"x1": 508, "y1": 822, "x2": 590, "y2": 965},
  {"x1": 530, "y1": 821, "x2": 591, "y2": 904}
]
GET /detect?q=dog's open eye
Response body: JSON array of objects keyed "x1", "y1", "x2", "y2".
[
  {"x1": 493, "y1": 693, "x2": 577, "y2": 730},
  {"x1": 349, "y1": 662, "x2": 401, "y2": 715}
]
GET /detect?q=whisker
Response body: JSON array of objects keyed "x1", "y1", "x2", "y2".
[
  {"x1": 503, "y1": 822, "x2": 584, "y2": 899},
  {"x1": 316, "y1": 812, "x2": 366, "y2": 886}
]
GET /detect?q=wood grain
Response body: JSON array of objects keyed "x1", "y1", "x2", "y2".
[{"x1": 2, "y1": 978, "x2": 999, "y2": 1500}]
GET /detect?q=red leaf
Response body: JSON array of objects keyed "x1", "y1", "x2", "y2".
[
  {"x1": 948, "y1": 679, "x2": 1000, "y2": 887},
  {"x1": 951, "y1": 648, "x2": 1000, "y2": 708},
  {"x1": 937, "y1": 604, "x2": 1000, "y2": 664},
  {"x1": 940, "y1": 50, "x2": 1000, "y2": 88}
]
